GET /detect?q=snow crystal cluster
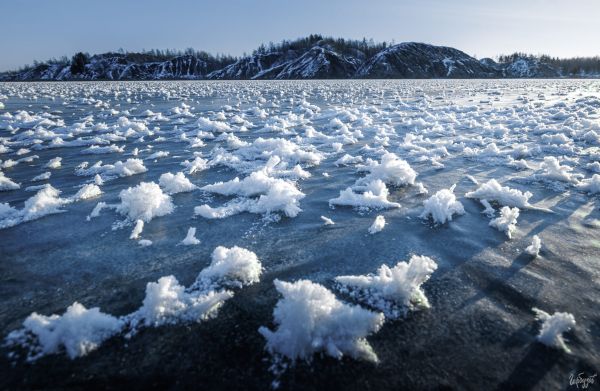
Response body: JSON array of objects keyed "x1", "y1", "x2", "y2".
[
  {"x1": 0, "y1": 171, "x2": 20, "y2": 191},
  {"x1": 116, "y1": 182, "x2": 174, "y2": 222},
  {"x1": 526, "y1": 235, "x2": 542, "y2": 257},
  {"x1": 131, "y1": 276, "x2": 233, "y2": 327},
  {"x1": 577, "y1": 174, "x2": 600, "y2": 194},
  {"x1": 72, "y1": 184, "x2": 102, "y2": 201},
  {"x1": 5, "y1": 303, "x2": 123, "y2": 361},
  {"x1": 196, "y1": 157, "x2": 306, "y2": 219},
  {"x1": 489, "y1": 206, "x2": 520, "y2": 239},
  {"x1": 75, "y1": 158, "x2": 147, "y2": 181},
  {"x1": 420, "y1": 185, "x2": 464, "y2": 225},
  {"x1": 536, "y1": 156, "x2": 581, "y2": 184},
  {"x1": 368, "y1": 215, "x2": 386, "y2": 234},
  {"x1": 330, "y1": 179, "x2": 400, "y2": 210},
  {"x1": 356, "y1": 152, "x2": 417, "y2": 187},
  {"x1": 329, "y1": 153, "x2": 416, "y2": 211},
  {"x1": 259, "y1": 279, "x2": 384, "y2": 363},
  {"x1": 180, "y1": 227, "x2": 200, "y2": 245},
  {"x1": 158, "y1": 172, "x2": 196, "y2": 194},
  {"x1": 0, "y1": 185, "x2": 83, "y2": 229},
  {"x1": 465, "y1": 179, "x2": 532, "y2": 209},
  {"x1": 335, "y1": 255, "x2": 438, "y2": 318},
  {"x1": 532, "y1": 308, "x2": 576, "y2": 353},
  {"x1": 320, "y1": 215, "x2": 335, "y2": 225}
]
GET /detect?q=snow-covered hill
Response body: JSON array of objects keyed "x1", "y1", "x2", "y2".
[
  {"x1": 502, "y1": 57, "x2": 559, "y2": 77},
  {"x1": 355, "y1": 42, "x2": 497, "y2": 78},
  {"x1": 256, "y1": 46, "x2": 362, "y2": 79},
  {"x1": 2, "y1": 54, "x2": 221, "y2": 81},
  {"x1": 0, "y1": 40, "x2": 593, "y2": 80},
  {"x1": 207, "y1": 51, "x2": 297, "y2": 79}
]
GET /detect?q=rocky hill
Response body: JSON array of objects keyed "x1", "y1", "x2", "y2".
[{"x1": 1, "y1": 38, "x2": 597, "y2": 80}]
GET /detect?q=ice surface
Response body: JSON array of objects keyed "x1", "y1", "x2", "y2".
[
  {"x1": 259, "y1": 279, "x2": 384, "y2": 362},
  {"x1": 1, "y1": 80, "x2": 598, "y2": 388}
]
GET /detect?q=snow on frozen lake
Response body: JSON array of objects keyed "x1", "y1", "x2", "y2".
[{"x1": 0, "y1": 80, "x2": 598, "y2": 389}]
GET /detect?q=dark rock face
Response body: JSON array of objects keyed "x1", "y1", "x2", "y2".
[
  {"x1": 117, "y1": 56, "x2": 212, "y2": 80},
  {"x1": 0, "y1": 41, "x2": 575, "y2": 81},
  {"x1": 208, "y1": 51, "x2": 299, "y2": 79},
  {"x1": 78, "y1": 54, "x2": 218, "y2": 80},
  {"x1": 3, "y1": 63, "x2": 68, "y2": 80}
]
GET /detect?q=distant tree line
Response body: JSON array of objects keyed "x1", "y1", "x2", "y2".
[
  {"x1": 252, "y1": 34, "x2": 391, "y2": 58},
  {"x1": 498, "y1": 52, "x2": 600, "y2": 75}
]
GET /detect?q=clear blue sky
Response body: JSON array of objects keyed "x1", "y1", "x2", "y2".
[{"x1": 1, "y1": 0, "x2": 599, "y2": 71}]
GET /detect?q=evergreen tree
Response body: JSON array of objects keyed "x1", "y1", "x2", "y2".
[{"x1": 70, "y1": 52, "x2": 89, "y2": 75}]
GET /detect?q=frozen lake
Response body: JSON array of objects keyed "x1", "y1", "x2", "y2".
[{"x1": 0, "y1": 80, "x2": 599, "y2": 389}]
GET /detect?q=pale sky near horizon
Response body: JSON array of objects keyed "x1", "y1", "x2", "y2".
[{"x1": 0, "y1": 0, "x2": 598, "y2": 71}]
